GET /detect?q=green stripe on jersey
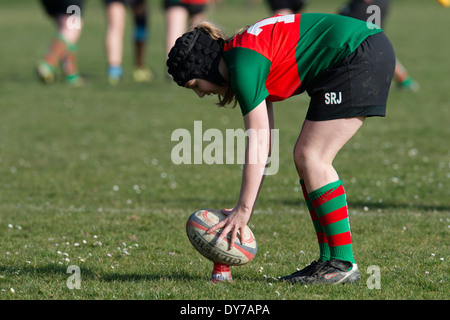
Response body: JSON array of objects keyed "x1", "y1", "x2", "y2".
[
  {"x1": 296, "y1": 13, "x2": 383, "y2": 88},
  {"x1": 223, "y1": 47, "x2": 271, "y2": 116}
]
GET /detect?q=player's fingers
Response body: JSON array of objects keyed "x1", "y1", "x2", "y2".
[
  {"x1": 207, "y1": 219, "x2": 226, "y2": 234},
  {"x1": 229, "y1": 228, "x2": 237, "y2": 250},
  {"x1": 221, "y1": 208, "x2": 233, "y2": 216},
  {"x1": 215, "y1": 224, "x2": 231, "y2": 246},
  {"x1": 239, "y1": 227, "x2": 245, "y2": 245}
]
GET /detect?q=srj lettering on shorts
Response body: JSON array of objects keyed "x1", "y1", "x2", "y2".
[
  {"x1": 171, "y1": 121, "x2": 279, "y2": 176},
  {"x1": 325, "y1": 92, "x2": 342, "y2": 105}
]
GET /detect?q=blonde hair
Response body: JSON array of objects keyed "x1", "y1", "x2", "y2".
[{"x1": 195, "y1": 21, "x2": 243, "y2": 109}]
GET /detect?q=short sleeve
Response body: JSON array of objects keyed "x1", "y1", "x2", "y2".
[{"x1": 224, "y1": 47, "x2": 272, "y2": 116}]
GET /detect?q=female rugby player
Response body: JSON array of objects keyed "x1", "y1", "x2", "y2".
[{"x1": 167, "y1": 13, "x2": 395, "y2": 284}]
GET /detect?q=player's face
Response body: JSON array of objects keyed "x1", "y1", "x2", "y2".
[{"x1": 186, "y1": 79, "x2": 227, "y2": 98}]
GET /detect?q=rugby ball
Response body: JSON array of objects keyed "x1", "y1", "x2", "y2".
[{"x1": 186, "y1": 209, "x2": 257, "y2": 266}]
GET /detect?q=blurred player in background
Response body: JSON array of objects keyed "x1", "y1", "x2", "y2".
[
  {"x1": 164, "y1": 0, "x2": 211, "y2": 58},
  {"x1": 339, "y1": 0, "x2": 419, "y2": 91},
  {"x1": 36, "y1": 0, "x2": 84, "y2": 86},
  {"x1": 266, "y1": 0, "x2": 309, "y2": 14},
  {"x1": 265, "y1": 0, "x2": 419, "y2": 92},
  {"x1": 167, "y1": 14, "x2": 396, "y2": 284},
  {"x1": 104, "y1": 0, "x2": 153, "y2": 85}
]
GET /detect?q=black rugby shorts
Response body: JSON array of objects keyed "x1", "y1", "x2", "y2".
[
  {"x1": 41, "y1": 0, "x2": 83, "y2": 17},
  {"x1": 267, "y1": 0, "x2": 309, "y2": 13},
  {"x1": 164, "y1": 0, "x2": 207, "y2": 15},
  {"x1": 305, "y1": 32, "x2": 396, "y2": 121}
]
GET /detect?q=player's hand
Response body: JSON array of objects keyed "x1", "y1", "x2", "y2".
[{"x1": 207, "y1": 207, "x2": 251, "y2": 250}]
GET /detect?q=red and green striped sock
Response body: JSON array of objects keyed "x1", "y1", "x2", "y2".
[
  {"x1": 300, "y1": 179, "x2": 330, "y2": 262},
  {"x1": 62, "y1": 42, "x2": 81, "y2": 84},
  {"x1": 43, "y1": 33, "x2": 67, "y2": 70},
  {"x1": 309, "y1": 180, "x2": 355, "y2": 264}
]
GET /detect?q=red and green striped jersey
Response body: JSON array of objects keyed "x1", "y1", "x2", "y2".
[{"x1": 223, "y1": 13, "x2": 383, "y2": 115}]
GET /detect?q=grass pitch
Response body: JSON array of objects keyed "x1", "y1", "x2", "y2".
[{"x1": 0, "y1": 0, "x2": 448, "y2": 303}]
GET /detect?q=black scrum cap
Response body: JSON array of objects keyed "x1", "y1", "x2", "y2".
[{"x1": 166, "y1": 28, "x2": 226, "y2": 87}]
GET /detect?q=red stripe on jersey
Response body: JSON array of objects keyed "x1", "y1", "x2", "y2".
[
  {"x1": 224, "y1": 14, "x2": 302, "y2": 101},
  {"x1": 319, "y1": 206, "x2": 348, "y2": 226},
  {"x1": 327, "y1": 231, "x2": 352, "y2": 247},
  {"x1": 311, "y1": 185, "x2": 346, "y2": 208}
]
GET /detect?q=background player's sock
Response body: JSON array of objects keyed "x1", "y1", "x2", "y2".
[
  {"x1": 37, "y1": 33, "x2": 68, "y2": 83},
  {"x1": 108, "y1": 65, "x2": 123, "y2": 85},
  {"x1": 44, "y1": 33, "x2": 67, "y2": 69},
  {"x1": 394, "y1": 59, "x2": 420, "y2": 92},
  {"x1": 62, "y1": 42, "x2": 83, "y2": 86}
]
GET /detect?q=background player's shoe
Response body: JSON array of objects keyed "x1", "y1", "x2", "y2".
[
  {"x1": 133, "y1": 67, "x2": 153, "y2": 83},
  {"x1": 398, "y1": 77, "x2": 420, "y2": 92},
  {"x1": 66, "y1": 73, "x2": 85, "y2": 87},
  {"x1": 36, "y1": 62, "x2": 55, "y2": 84}
]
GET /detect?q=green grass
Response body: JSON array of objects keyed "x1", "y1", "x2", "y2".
[{"x1": 0, "y1": 0, "x2": 448, "y2": 302}]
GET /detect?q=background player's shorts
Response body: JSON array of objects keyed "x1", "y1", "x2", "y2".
[
  {"x1": 267, "y1": 0, "x2": 309, "y2": 13},
  {"x1": 305, "y1": 32, "x2": 396, "y2": 121},
  {"x1": 164, "y1": 0, "x2": 208, "y2": 15},
  {"x1": 104, "y1": 0, "x2": 145, "y2": 5},
  {"x1": 41, "y1": 0, "x2": 83, "y2": 17},
  {"x1": 339, "y1": 0, "x2": 391, "y2": 28}
]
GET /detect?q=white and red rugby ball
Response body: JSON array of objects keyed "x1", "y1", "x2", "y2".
[{"x1": 186, "y1": 209, "x2": 257, "y2": 266}]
